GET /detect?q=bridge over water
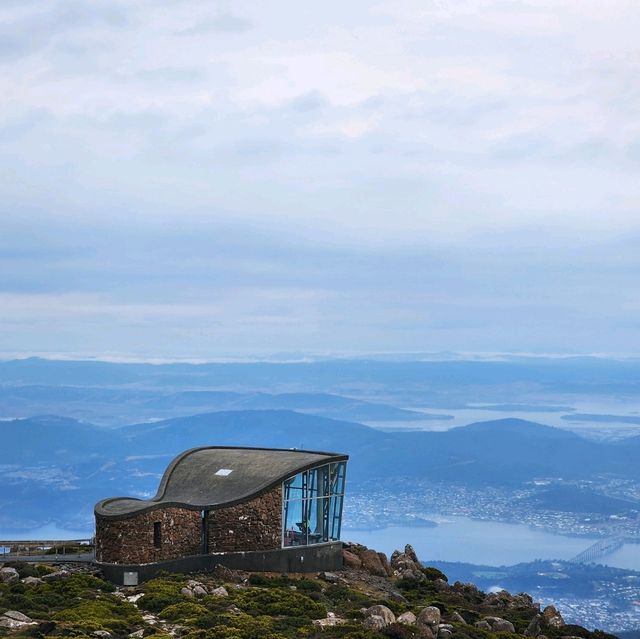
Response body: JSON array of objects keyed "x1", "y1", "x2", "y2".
[{"x1": 569, "y1": 537, "x2": 624, "y2": 564}]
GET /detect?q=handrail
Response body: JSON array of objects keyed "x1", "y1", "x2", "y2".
[
  {"x1": 0, "y1": 539, "x2": 93, "y2": 545},
  {"x1": 0, "y1": 538, "x2": 94, "y2": 559}
]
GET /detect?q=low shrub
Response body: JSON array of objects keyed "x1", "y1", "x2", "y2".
[
  {"x1": 53, "y1": 595, "x2": 142, "y2": 633},
  {"x1": 422, "y1": 567, "x2": 448, "y2": 582},
  {"x1": 159, "y1": 601, "x2": 209, "y2": 624},
  {"x1": 233, "y1": 588, "x2": 326, "y2": 619},
  {"x1": 138, "y1": 578, "x2": 185, "y2": 613}
]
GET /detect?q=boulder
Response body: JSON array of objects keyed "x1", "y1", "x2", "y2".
[
  {"x1": 397, "y1": 611, "x2": 417, "y2": 625},
  {"x1": 0, "y1": 567, "x2": 19, "y2": 584},
  {"x1": 389, "y1": 590, "x2": 409, "y2": 603},
  {"x1": 129, "y1": 630, "x2": 145, "y2": 638},
  {"x1": 363, "y1": 615, "x2": 386, "y2": 630},
  {"x1": 391, "y1": 544, "x2": 425, "y2": 581},
  {"x1": 3, "y1": 611, "x2": 33, "y2": 623},
  {"x1": 22, "y1": 576, "x2": 43, "y2": 585},
  {"x1": 434, "y1": 578, "x2": 449, "y2": 592},
  {"x1": 377, "y1": 552, "x2": 392, "y2": 576},
  {"x1": 342, "y1": 549, "x2": 362, "y2": 569},
  {"x1": 525, "y1": 614, "x2": 542, "y2": 636},
  {"x1": 543, "y1": 606, "x2": 565, "y2": 628},
  {"x1": 211, "y1": 564, "x2": 245, "y2": 583},
  {"x1": 438, "y1": 630, "x2": 453, "y2": 639},
  {"x1": 417, "y1": 606, "x2": 441, "y2": 628},
  {"x1": 360, "y1": 549, "x2": 391, "y2": 577},
  {"x1": 42, "y1": 570, "x2": 70, "y2": 582},
  {"x1": 475, "y1": 620, "x2": 492, "y2": 630},
  {"x1": 0, "y1": 618, "x2": 24, "y2": 630},
  {"x1": 319, "y1": 571, "x2": 339, "y2": 583},
  {"x1": 210, "y1": 586, "x2": 228, "y2": 598},
  {"x1": 313, "y1": 613, "x2": 347, "y2": 628},
  {"x1": 0, "y1": 610, "x2": 36, "y2": 630},
  {"x1": 180, "y1": 587, "x2": 194, "y2": 598},
  {"x1": 417, "y1": 605, "x2": 441, "y2": 637},
  {"x1": 92, "y1": 631, "x2": 112, "y2": 638},
  {"x1": 486, "y1": 590, "x2": 537, "y2": 610},
  {"x1": 142, "y1": 614, "x2": 159, "y2": 625},
  {"x1": 485, "y1": 616, "x2": 516, "y2": 633},
  {"x1": 450, "y1": 611, "x2": 467, "y2": 625},
  {"x1": 192, "y1": 585, "x2": 208, "y2": 597},
  {"x1": 365, "y1": 604, "x2": 396, "y2": 626}
]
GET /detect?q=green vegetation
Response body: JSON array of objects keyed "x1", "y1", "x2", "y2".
[
  {"x1": 138, "y1": 576, "x2": 185, "y2": 612},
  {"x1": 0, "y1": 564, "x2": 619, "y2": 639},
  {"x1": 53, "y1": 597, "x2": 142, "y2": 634}
]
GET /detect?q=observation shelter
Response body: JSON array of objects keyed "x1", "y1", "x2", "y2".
[{"x1": 94, "y1": 446, "x2": 348, "y2": 584}]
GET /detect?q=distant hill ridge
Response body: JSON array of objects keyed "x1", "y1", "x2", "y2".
[
  {"x1": 4, "y1": 410, "x2": 640, "y2": 479},
  {"x1": 2, "y1": 410, "x2": 640, "y2": 530}
]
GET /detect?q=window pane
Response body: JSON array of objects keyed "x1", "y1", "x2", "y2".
[
  {"x1": 330, "y1": 462, "x2": 345, "y2": 495},
  {"x1": 283, "y1": 499, "x2": 306, "y2": 546},
  {"x1": 282, "y1": 464, "x2": 346, "y2": 548},
  {"x1": 307, "y1": 497, "x2": 329, "y2": 544},
  {"x1": 329, "y1": 495, "x2": 344, "y2": 540},
  {"x1": 283, "y1": 472, "x2": 305, "y2": 500},
  {"x1": 308, "y1": 465, "x2": 331, "y2": 498}
]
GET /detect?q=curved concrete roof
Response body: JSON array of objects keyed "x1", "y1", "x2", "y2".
[{"x1": 95, "y1": 446, "x2": 348, "y2": 520}]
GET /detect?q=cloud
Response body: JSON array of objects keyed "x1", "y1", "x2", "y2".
[
  {"x1": 1, "y1": 0, "x2": 639, "y2": 355},
  {"x1": 179, "y1": 13, "x2": 252, "y2": 35},
  {"x1": 0, "y1": 1, "x2": 129, "y2": 61}
]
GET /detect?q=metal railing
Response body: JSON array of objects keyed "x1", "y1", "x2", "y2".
[{"x1": 0, "y1": 538, "x2": 94, "y2": 561}]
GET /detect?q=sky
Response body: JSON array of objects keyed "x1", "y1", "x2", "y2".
[{"x1": 1, "y1": 0, "x2": 640, "y2": 359}]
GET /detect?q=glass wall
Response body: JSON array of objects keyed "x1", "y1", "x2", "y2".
[{"x1": 282, "y1": 461, "x2": 346, "y2": 547}]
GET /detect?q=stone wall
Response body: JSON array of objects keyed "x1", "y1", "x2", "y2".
[
  {"x1": 207, "y1": 486, "x2": 282, "y2": 553},
  {"x1": 96, "y1": 486, "x2": 284, "y2": 564},
  {"x1": 95, "y1": 507, "x2": 202, "y2": 564}
]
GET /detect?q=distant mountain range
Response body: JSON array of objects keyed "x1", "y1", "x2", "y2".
[
  {"x1": 1, "y1": 410, "x2": 639, "y2": 532},
  {"x1": 2, "y1": 353, "x2": 640, "y2": 398},
  {"x1": 0, "y1": 384, "x2": 446, "y2": 426}
]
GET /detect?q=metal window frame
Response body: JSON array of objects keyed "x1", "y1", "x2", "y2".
[{"x1": 281, "y1": 461, "x2": 347, "y2": 549}]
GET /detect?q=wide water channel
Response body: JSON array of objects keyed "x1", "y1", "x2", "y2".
[{"x1": 344, "y1": 514, "x2": 640, "y2": 571}]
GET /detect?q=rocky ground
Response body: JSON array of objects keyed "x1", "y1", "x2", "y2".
[{"x1": 0, "y1": 544, "x2": 619, "y2": 639}]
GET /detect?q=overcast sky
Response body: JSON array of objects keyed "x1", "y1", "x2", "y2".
[{"x1": 1, "y1": 0, "x2": 640, "y2": 360}]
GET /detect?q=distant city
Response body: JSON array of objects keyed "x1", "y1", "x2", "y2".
[{"x1": 346, "y1": 478, "x2": 640, "y2": 540}]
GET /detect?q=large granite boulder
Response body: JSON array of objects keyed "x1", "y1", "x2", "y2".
[
  {"x1": 363, "y1": 615, "x2": 386, "y2": 630},
  {"x1": 397, "y1": 611, "x2": 417, "y2": 625},
  {"x1": 342, "y1": 543, "x2": 392, "y2": 577},
  {"x1": 365, "y1": 604, "x2": 396, "y2": 626},
  {"x1": 390, "y1": 544, "x2": 426, "y2": 581},
  {"x1": 484, "y1": 616, "x2": 516, "y2": 633},
  {"x1": 342, "y1": 549, "x2": 362, "y2": 569},
  {"x1": 525, "y1": 614, "x2": 542, "y2": 636},
  {"x1": 0, "y1": 567, "x2": 19, "y2": 584},
  {"x1": 543, "y1": 605, "x2": 565, "y2": 628},
  {"x1": 417, "y1": 606, "x2": 442, "y2": 637}
]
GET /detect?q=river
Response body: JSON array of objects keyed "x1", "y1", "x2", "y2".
[{"x1": 344, "y1": 514, "x2": 640, "y2": 571}]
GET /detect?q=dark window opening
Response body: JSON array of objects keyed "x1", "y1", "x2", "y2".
[
  {"x1": 201, "y1": 510, "x2": 208, "y2": 553},
  {"x1": 153, "y1": 521, "x2": 162, "y2": 548}
]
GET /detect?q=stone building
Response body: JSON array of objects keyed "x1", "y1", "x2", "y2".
[{"x1": 95, "y1": 446, "x2": 348, "y2": 584}]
